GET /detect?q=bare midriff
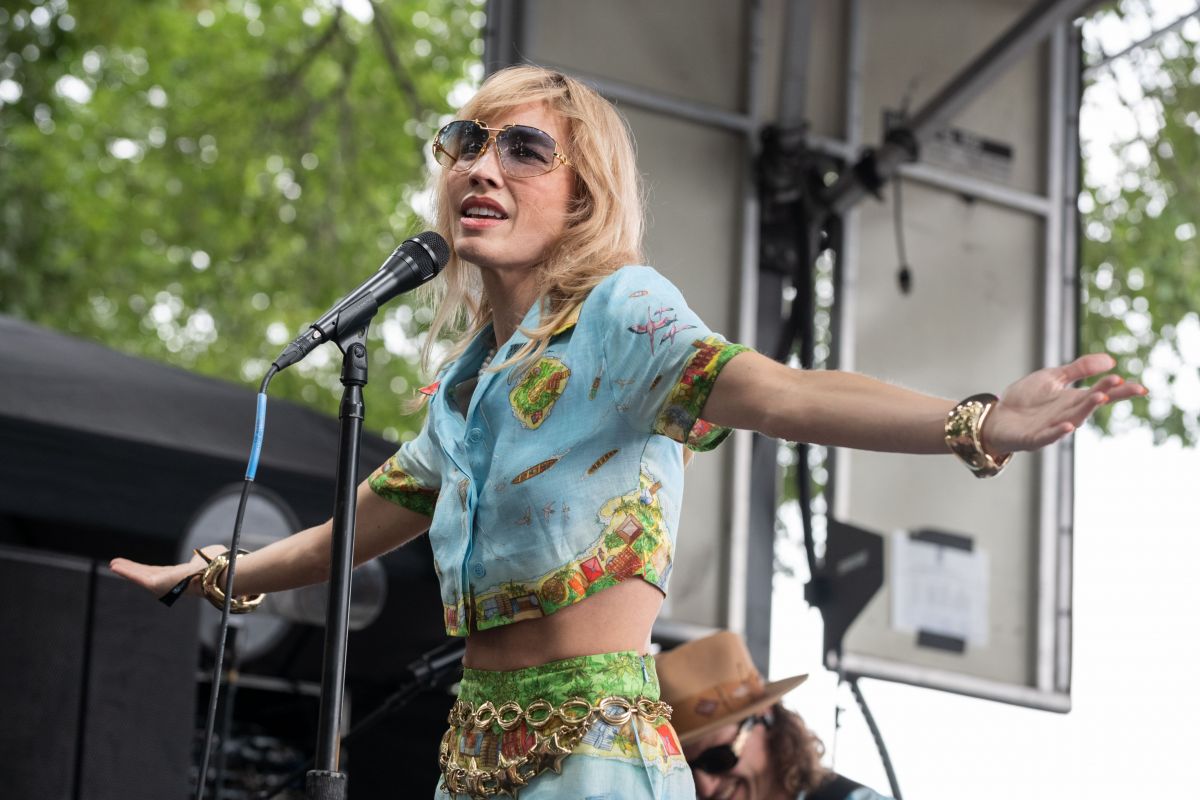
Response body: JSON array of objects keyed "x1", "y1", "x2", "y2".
[{"x1": 462, "y1": 578, "x2": 664, "y2": 671}]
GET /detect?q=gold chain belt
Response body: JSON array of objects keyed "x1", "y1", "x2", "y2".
[{"x1": 438, "y1": 694, "x2": 673, "y2": 799}]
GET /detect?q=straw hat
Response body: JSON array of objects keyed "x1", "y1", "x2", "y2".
[{"x1": 655, "y1": 630, "x2": 808, "y2": 745}]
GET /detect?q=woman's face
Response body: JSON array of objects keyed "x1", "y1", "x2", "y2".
[{"x1": 445, "y1": 101, "x2": 575, "y2": 276}]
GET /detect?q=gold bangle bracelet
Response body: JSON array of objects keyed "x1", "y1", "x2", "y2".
[
  {"x1": 196, "y1": 548, "x2": 265, "y2": 614},
  {"x1": 944, "y1": 393, "x2": 1013, "y2": 479}
]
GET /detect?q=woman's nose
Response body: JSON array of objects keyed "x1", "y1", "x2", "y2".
[{"x1": 466, "y1": 142, "x2": 503, "y2": 185}]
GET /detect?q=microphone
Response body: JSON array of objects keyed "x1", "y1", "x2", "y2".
[
  {"x1": 272, "y1": 231, "x2": 450, "y2": 371},
  {"x1": 405, "y1": 638, "x2": 467, "y2": 689}
]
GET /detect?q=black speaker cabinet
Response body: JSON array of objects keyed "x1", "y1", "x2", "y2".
[{"x1": 0, "y1": 545, "x2": 199, "y2": 800}]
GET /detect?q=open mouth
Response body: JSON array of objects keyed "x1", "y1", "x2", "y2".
[
  {"x1": 463, "y1": 207, "x2": 506, "y2": 219},
  {"x1": 461, "y1": 198, "x2": 509, "y2": 221}
]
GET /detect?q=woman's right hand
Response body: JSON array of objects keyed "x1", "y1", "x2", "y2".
[{"x1": 109, "y1": 544, "x2": 226, "y2": 598}]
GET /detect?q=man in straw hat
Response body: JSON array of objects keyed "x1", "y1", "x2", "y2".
[{"x1": 656, "y1": 631, "x2": 890, "y2": 800}]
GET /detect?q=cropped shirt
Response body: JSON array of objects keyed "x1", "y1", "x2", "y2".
[{"x1": 368, "y1": 266, "x2": 750, "y2": 636}]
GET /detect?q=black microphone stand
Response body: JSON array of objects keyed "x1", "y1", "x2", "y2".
[
  {"x1": 306, "y1": 295, "x2": 380, "y2": 800},
  {"x1": 258, "y1": 639, "x2": 466, "y2": 800}
]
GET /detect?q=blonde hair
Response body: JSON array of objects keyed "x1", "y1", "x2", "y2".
[{"x1": 420, "y1": 65, "x2": 645, "y2": 377}]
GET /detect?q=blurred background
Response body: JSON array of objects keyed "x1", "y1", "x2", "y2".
[{"x1": 0, "y1": 1, "x2": 1196, "y2": 798}]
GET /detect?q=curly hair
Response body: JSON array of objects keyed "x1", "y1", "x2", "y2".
[
  {"x1": 765, "y1": 702, "x2": 829, "y2": 795},
  {"x1": 420, "y1": 64, "x2": 645, "y2": 378}
]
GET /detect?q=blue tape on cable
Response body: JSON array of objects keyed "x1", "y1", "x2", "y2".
[{"x1": 245, "y1": 392, "x2": 266, "y2": 480}]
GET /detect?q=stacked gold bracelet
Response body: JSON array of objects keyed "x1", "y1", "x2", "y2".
[
  {"x1": 944, "y1": 393, "x2": 1012, "y2": 479},
  {"x1": 195, "y1": 548, "x2": 265, "y2": 614}
]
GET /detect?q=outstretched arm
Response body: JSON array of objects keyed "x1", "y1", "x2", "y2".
[
  {"x1": 702, "y1": 351, "x2": 1145, "y2": 456},
  {"x1": 109, "y1": 479, "x2": 431, "y2": 599}
]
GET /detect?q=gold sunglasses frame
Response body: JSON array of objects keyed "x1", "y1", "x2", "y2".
[{"x1": 432, "y1": 119, "x2": 572, "y2": 177}]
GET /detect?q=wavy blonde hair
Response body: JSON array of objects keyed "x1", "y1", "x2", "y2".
[{"x1": 419, "y1": 65, "x2": 645, "y2": 377}]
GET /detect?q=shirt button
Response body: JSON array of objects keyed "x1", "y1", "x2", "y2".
[
  {"x1": 471, "y1": 562, "x2": 486, "y2": 578},
  {"x1": 467, "y1": 428, "x2": 484, "y2": 443}
]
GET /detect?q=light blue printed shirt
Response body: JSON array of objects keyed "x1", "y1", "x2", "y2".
[{"x1": 369, "y1": 266, "x2": 750, "y2": 636}]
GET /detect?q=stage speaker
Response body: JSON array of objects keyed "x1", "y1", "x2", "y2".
[
  {"x1": 0, "y1": 545, "x2": 91, "y2": 799},
  {"x1": 0, "y1": 544, "x2": 200, "y2": 800},
  {"x1": 77, "y1": 567, "x2": 199, "y2": 800}
]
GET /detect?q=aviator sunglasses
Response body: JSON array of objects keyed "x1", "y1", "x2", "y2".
[
  {"x1": 688, "y1": 714, "x2": 763, "y2": 775},
  {"x1": 432, "y1": 119, "x2": 572, "y2": 178}
]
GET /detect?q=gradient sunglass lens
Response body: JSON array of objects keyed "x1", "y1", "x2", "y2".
[
  {"x1": 494, "y1": 125, "x2": 558, "y2": 176},
  {"x1": 433, "y1": 121, "x2": 563, "y2": 177},
  {"x1": 432, "y1": 120, "x2": 481, "y2": 168}
]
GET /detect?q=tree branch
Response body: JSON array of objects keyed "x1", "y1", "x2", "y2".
[
  {"x1": 368, "y1": 1, "x2": 422, "y2": 115},
  {"x1": 270, "y1": 6, "x2": 344, "y2": 97}
]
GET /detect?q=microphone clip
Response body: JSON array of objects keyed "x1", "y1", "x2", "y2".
[{"x1": 272, "y1": 293, "x2": 379, "y2": 371}]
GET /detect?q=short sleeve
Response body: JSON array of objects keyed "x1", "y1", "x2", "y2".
[
  {"x1": 598, "y1": 267, "x2": 751, "y2": 452},
  {"x1": 367, "y1": 413, "x2": 442, "y2": 516}
]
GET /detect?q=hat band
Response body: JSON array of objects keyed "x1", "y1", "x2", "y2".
[{"x1": 667, "y1": 673, "x2": 765, "y2": 734}]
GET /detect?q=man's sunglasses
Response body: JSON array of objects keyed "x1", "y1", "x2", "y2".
[
  {"x1": 432, "y1": 119, "x2": 572, "y2": 178},
  {"x1": 688, "y1": 714, "x2": 762, "y2": 775}
]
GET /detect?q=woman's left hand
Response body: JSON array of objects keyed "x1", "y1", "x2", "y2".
[{"x1": 983, "y1": 353, "x2": 1146, "y2": 455}]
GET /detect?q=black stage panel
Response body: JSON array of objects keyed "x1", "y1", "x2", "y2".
[
  {"x1": 77, "y1": 569, "x2": 199, "y2": 800},
  {"x1": 0, "y1": 546, "x2": 91, "y2": 799},
  {"x1": 0, "y1": 546, "x2": 199, "y2": 800}
]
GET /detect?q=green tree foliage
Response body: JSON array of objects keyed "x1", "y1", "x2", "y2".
[
  {"x1": 1080, "y1": 1, "x2": 1200, "y2": 446},
  {"x1": 0, "y1": 0, "x2": 484, "y2": 440}
]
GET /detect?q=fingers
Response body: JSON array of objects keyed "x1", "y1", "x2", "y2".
[
  {"x1": 1063, "y1": 374, "x2": 1146, "y2": 423},
  {"x1": 1045, "y1": 379, "x2": 1145, "y2": 440},
  {"x1": 1104, "y1": 381, "x2": 1147, "y2": 402},
  {"x1": 110, "y1": 557, "x2": 186, "y2": 596},
  {"x1": 1080, "y1": 376, "x2": 1146, "y2": 409},
  {"x1": 1089, "y1": 374, "x2": 1149, "y2": 400},
  {"x1": 1059, "y1": 353, "x2": 1116, "y2": 384},
  {"x1": 109, "y1": 558, "x2": 156, "y2": 592},
  {"x1": 1049, "y1": 420, "x2": 1075, "y2": 442},
  {"x1": 1043, "y1": 388, "x2": 1108, "y2": 435},
  {"x1": 1028, "y1": 421, "x2": 1075, "y2": 450}
]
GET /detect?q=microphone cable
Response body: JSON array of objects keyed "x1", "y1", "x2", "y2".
[
  {"x1": 162, "y1": 364, "x2": 278, "y2": 800},
  {"x1": 848, "y1": 676, "x2": 903, "y2": 800}
]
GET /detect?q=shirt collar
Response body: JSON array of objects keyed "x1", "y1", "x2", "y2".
[
  {"x1": 551, "y1": 304, "x2": 581, "y2": 334},
  {"x1": 509, "y1": 297, "x2": 581, "y2": 346},
  {"x1": 448, "y1": 297, "x2": 581, "y2": 386}
]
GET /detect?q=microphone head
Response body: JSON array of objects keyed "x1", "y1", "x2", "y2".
[{"x1": 408, "y1": 231, "x2": 451, "y2": 279}]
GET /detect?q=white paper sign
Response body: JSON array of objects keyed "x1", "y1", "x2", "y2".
[{"x1": 890, "y1": 530, "x2": 989, "y2": 648}]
